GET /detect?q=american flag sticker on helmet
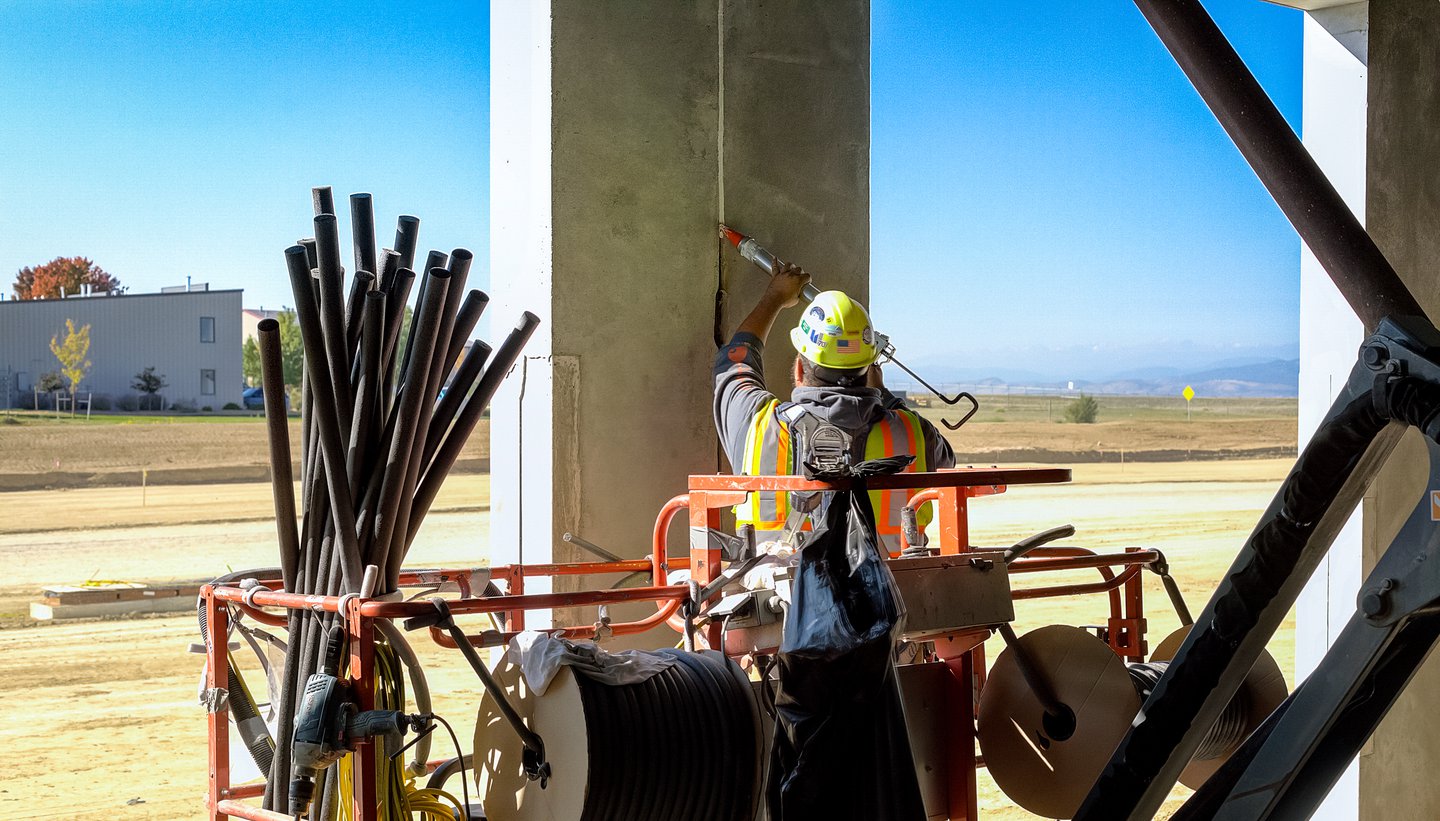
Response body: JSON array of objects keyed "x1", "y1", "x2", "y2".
[{"x1": 836, "y1": 338, "x2": 853, "y2": 349}]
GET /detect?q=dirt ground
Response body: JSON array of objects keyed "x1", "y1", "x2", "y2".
[
  {"x1": 0, "y1": 474, "x2": 491, "y2": 626},
  {"x1": 938, "y1": 417, "x2": 1296, "y2": 462},
  {"x1": 0, "y1": 460, "x2": 1292, "y2": 820},
  {"x1": 0, "y1": 393, "x2": 1289, "y2": 492},
  {"x1": 0, "y1": 416, "x2": 490, "y2": 491}
]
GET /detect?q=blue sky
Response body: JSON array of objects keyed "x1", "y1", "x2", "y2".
[
  {"x1": 0, "y1": 1, "x2": 1303, "y2": 379},
  {"x1": 0, "y1": 1, "x2": 490, "y2": 311},
  {"x1": 871, "y1": 1, "x2": 1303, "y2": 379}
]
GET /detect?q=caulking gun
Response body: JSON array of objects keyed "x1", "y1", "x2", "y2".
[{"x1": 720, "y1": 224, "x2": 978, "y2": 430}]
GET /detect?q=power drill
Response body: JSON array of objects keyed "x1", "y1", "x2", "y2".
[{"x1": 289, "y1": 626, "x2": 428, "y2": 817}]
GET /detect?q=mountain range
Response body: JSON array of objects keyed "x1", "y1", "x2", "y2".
[{"x1": 894, "y1": 344, "x2": 1300, "y2": 398}]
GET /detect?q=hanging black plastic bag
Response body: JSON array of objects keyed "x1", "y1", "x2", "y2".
[{"x1": 766, "y1": 456, "x2": 925, "y2": 821}]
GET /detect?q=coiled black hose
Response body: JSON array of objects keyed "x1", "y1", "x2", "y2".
[{"x1": 570, "y1": 650, "x2": 758, "y2": 821}]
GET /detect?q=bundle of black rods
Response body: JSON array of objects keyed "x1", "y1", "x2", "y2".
[{"x1": 253, "y1": 186, "x2": 539, "y2": 813}]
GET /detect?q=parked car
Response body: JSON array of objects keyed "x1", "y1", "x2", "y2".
[{"x1": 242, "y1": 386, "x2": 288, "y2": 411}]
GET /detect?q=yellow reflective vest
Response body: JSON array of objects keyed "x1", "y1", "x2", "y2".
[{"x1": 734, "y1": 398, "x2": 931, "y2": 535}]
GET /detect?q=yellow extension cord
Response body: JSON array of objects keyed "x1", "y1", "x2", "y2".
[{"x1": 331, "y1": 639, "x2": 467, "y2": 821}]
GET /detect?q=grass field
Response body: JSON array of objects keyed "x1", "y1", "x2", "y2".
[{"x1": 0, "y1": 409, "x2": 273, "y2": 425}]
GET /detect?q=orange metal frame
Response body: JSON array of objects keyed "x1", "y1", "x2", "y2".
[{"x1": 201, "y1": 467, "x2": 1170, "y2": 821}]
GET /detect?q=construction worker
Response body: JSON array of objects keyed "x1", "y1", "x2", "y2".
[{"x1": 714, "y1": 261, "x2": 955, "y2": 552}]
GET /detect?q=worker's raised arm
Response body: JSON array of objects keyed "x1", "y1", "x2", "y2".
[
  {"x1": 712, "y1": 261, "x2": 810, "y2": 471},
  {"x1": 736, "y1": 261, "x2": 811, "y2": 343}
]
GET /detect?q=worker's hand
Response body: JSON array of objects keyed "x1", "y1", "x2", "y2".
[
  {"x1": 867, "y1": 363, "x2": 884, "y2": 389},
  {"x1": 765, "y1": 260, "x2": 812, "y2": 309}
]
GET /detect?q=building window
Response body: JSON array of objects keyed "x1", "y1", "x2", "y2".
[
  {"x1": 200, "y1": 316, "x2": 215, "y2": 343},
  {"x1": 201, "y1": 369, "x2": 216, "y2": 395}
]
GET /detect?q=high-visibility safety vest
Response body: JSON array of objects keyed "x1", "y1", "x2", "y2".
[{"x1": 734, "y1": 398, "x2": 931, "y2": 535}]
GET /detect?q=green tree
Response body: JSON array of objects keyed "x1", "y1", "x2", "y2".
[
  {"x1": 132, "y1": 366, "x2": 167, "y2": 410},
  {"x1": 275, "y1": 310, "x2": 305, "y2": 387},
  {"x1": 49, "y1": 319, "x2": 91, "y2": 395},
  {"x1": 1064, "y1": 394, "x2": 1100, "y2": 424},
  {"x1": 242, "y1": 337, "x2": 261, "y2": 386},
  {"x1": 36, "y1": 371, "x2": 64, "y2": 393}
]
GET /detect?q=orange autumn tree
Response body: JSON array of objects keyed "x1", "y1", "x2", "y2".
[{"x1": 13, "y1": 257, "x2": 120, "y2": 300}]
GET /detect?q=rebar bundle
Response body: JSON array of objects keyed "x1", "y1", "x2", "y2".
[{"x1": 254, "y1": 187, "x2": 539, "y2": 814}]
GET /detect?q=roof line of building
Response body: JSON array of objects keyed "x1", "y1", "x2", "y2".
[{"x1": 0, "y1": 289, "x2": 244, "y2": 307}]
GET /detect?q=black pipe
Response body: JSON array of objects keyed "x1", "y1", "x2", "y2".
[
  {"x1": 299, "y1": 238, "x2": 318, "y2": 272},
  {"x1": 1132, "y1": 0, "x2": 1423, "y2": 328},
  {"x1": 349, "y1": 192, "x2": 377, "y2": 282},
  {"x1": 381, "y1": 268, "x2": 416, "y2": 417},
  {"x1": 347, "y1": 291, "x2": 386, "y2": 501},
  {"x1": 314, "y1": 214, "x2": 355, "y2": 434},
  {"x1": 387, "y1": 266, "x2": 459, "y2": 587},
  {"x1": 299, "y1": 363, "x2": 312, "y2": 513},
  {"x1": 383, "y1": 267, "x2": 417, "y2": 363},
  {"x1": 404, "y1": 252, "x2": 474, "y2": 490},
  {"x1": 443, "y1": 289, "x2": 490, "y2": 380},
  {"x1": 431, "y1": 250, "x2": 474, "y2": 374},
  {"x1": 344, "y1": 270, "x2": 375, "y2": 361},
  {"x1": 424, "y1": 340, "x2": 492, "y2": 469},
  {"x1": 418, "y1": 251, "x2": 473, "y2": 421},
  {"x1": 300, "y1": 442, "x2": 325, "y2": 594},
  {"x1": 409, "y1": 312, "x2": 540, "y2": 544},
  {"x1": 284, "y1": 244, "x2": 363, "y2": 594},
  {"x1": 377, "y1": 248, "x2": 401, "y2": 296},
  {"x1": 398, "y1": 250, "x2": 448, "y2": 389},
  {"x1": 385, "y1": 257, "x2": 469, "y2": 576},
  {"x1": 393, "y1": 215, "x2": 420, "y2": 270},
  {"x1": 369, "y1": 267, "x2": 451, "y2": 583},
  {"x1": 268, "y1": 609, "x2": 302, "y2": 811},
  {"x1": 257, "y1": 319, "x2": 300, "y2": 590},
  {"x1": 299, "y1": 379, "x2": 327, "y2": 590},
  {"x1": 312, "y1": 186, "x2": 335, "y2": 217}
]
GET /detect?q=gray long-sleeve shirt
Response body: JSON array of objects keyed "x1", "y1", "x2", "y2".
[{"x1": 712, "y1": 331, "x2": 955, "y2": 474}]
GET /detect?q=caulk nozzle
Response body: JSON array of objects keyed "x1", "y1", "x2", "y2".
[{"x1": 719, "y1": 224, "x2": 745, "y2": 248}]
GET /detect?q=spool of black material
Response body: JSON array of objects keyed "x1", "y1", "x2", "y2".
[
  {"x1": 1127, "y1": 662, "x2": 1248, "y2": 762},
  {"x1": 476, "y1": 650, "x2": 760, "y2": 821}
]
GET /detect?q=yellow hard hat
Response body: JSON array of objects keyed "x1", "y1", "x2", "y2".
[{"x1": 790, "y1": 290, "x2": 878, "y2": 370}]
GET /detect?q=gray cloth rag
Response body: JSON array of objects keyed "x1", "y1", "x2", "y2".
[{"x1": 507, "y1": 630, "x2": 677, "y2": 696}]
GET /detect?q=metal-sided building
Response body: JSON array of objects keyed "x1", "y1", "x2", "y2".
[{"x1": 0, "y1": 289, "x2": 243, "y2": 409}]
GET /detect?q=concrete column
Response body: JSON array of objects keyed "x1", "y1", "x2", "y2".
[
  {"x1": 489, "y1": 1, "x2": 869, "y2": 633},
  {"x1": 1360, "y1": 1, "x2": 1440, "y2": 818},
  {"x1": 718, "y1": 0, "x2": 871, "y2": 389},
  {"x1": 1293, "y1": 5, "x2": 1368, "y2": 818}
]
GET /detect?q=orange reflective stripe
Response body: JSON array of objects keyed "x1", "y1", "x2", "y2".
[
  {"x1": 776, "y1": 417, "x2": 790, "y2": 478},
  {"x1": 896, "y1": 410, "x2": 933, "y2": 528}
]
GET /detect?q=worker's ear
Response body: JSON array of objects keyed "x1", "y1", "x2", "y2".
[{"x1": 793, "y1": 356, "x2": 804, "y2": 388}]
